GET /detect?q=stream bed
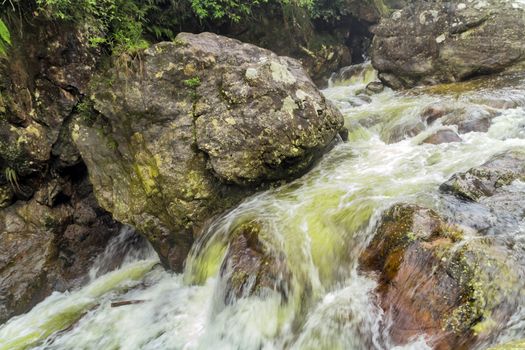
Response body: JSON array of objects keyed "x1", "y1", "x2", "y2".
[{"x1": 1, "y1": 65, "x2": 525, "y2": 350}]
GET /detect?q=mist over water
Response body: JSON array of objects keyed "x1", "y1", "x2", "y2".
[{"x1": 1, "y1": 65, "x2": 524, "y2": 350}]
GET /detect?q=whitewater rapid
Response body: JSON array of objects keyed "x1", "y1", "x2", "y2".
[{"x1": 1, "y1": 65, "x2": 524, "y2": 350}]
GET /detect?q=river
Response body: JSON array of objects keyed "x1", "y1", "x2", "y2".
[{"x1": 1, "y1": 64, "x2": 524, "y2": 350}]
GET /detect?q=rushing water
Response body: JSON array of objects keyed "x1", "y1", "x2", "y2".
[{"x1": 1, "y1": 65, "x2": 525, "y2": 350}]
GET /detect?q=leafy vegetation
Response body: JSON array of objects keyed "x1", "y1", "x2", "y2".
[
  {"x1": 4, "y1": 167, "x2": 21, "y2": 192},
  {"x1": 0, "y1": 19, "x2": 11, "y2": 57},
  {"x1": 183, "y1": 76, "x2": 201, "y2": 89},
  {"x1": 0, "y1": 0, "x2": 350, "y2": 56}
]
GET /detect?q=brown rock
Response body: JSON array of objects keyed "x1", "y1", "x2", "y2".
[
  {"x1": 421, "y1": 129, "x2": 462, "y2": 145},
  {"x1": 0, "y1": 173, "x2": 120, "y2": 324},
  {"x1": 359, "y1": 204, "x2": 522, "y2": 349},
  {"x1": 220, "y1": 221, "x2": 291, "y2": 303}
]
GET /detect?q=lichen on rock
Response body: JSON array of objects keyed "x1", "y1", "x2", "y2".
[{"x1": 74, "y1": 32, "x2": 344, "y2": 270}]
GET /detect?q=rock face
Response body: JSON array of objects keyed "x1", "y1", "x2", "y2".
[
  {"x1": 440, "y1": 149, "x2": 525, "y2": 201},
  {"x1": 74, "y1": 32, "x2": 344, "y2": 270},
  {"x1": 0, "y1": 19, "x2": 98, "y2": 177},
  {"x1": 219, "y1": 221, "x2": 291, "y2": 303},
  {"x1": 359, "y1": 204, "x2": 523, "y2": 350},
  {"x1": 0, "y1": 171, "x2": 120, "y2": 324},
  {"x1": 371, "y1": 0, "x2": 525, "y2": 88},
  {"x1": 439, "y1": 149, "x2": 525, "y2": 235},
  {"x1": 0, "y1": 18, "x2": 121, "y2": 324}
]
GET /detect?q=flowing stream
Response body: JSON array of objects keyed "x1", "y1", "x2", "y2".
[{"x1": 1, "y1": 64, "x2": 525, "y2": 350}]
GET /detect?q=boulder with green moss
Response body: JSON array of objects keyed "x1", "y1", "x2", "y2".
[
  {"x1": 359, "y1": 204, "x2": 524, "y2": 349},
  {"x1": 371, "y1": 0, "x2": 525, "y2": 88},
  {"x1": 73, "y1": 32, "x2": 344, "y2": 271}
]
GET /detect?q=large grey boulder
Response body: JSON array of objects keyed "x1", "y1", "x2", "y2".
[
  {"x1": 73, "y1": 32, "x2": 344, "y2": 270},
  {"x1": 371, "y1": 0, "x2": 525, "y2": 88}
]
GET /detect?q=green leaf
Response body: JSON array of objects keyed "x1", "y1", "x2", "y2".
[
  {"x1": 0, "y1": 19, "x2": 10, "y2": 57},
  {"x1": 0, "y1": 19, "x2": 11, "y2": 45}
]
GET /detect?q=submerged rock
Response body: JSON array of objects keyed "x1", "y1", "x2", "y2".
[
  {"x1": 74, "y1": 32, "x2": 344, "y2": 270},
  {"x1": 441, "y1": 106, "x2": 500, "y2": 134},
  {"x1": 421, "y1": 129, "x2": 462, "y2": 145},
  {"x1": 359, "y1": 204, "x2": 523, "y2": 349},
  {"x1": 371, "y1": 1, "x2": 525, "y2": 88},
  {"x1": 421, "y1": 102, "x2": 501, "y2": 134},
  {"x1": 220, "y1": 221, "x2": 291, "y2": 303},
  {"x1": 329, "y1": 62, "x2": 378, "y2": 87},
  {"x1": 365, "y1": 81, "x2": 384, "y2": 95}
]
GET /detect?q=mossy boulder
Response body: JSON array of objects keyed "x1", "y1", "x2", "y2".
[
  {"x1": 371, "y1": 0, "x2": 525, "y2": 88},
  {"x1": 359, "y1": 204, "x2": 523, "y2": 349},
  {"x1": 73, "y1": 32, "x2": 344, "y2": 271},
  {"x1": 219, "y1": 221, "x2": 291, "y2": 303}
]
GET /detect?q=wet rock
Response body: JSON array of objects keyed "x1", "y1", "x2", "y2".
[
  {"x1": 0, "y1": 19, "x2": 98, "y2": 176},
  {"x1": 440, "y1": 149, "x2": 525, "y2": 201},
  {"x1": 359, "y1": 204, "x2": 523, "y2": 350},
  {"x1": 439, "y1": 149, "x2": 525, "y2": 236},
  {"x1": 338, "y1": 127, "x2": 350, "y2": 142},
  {"x1": 471, "y1": 92, "x2": 525, "y2": 110},
  {"x1": 74, "y1": 32, "x2": 344, "y2": 271},
  {"x1": 421, "y1": 129, "x2": 462, "y2": 145},
  {"x1": 357, "y1": 114, "x2": 383, "y2": 128},
  {"x1": 0, "y1": 174, "x2": 120, "y2": 324},
  {"x1": 441, "y1": 106, "x2": 500, "y2": 134},
  {"x1": 420, "y1": 103, "x2": 500, "y2": 134},
  {"x1": 299, "y1": 42, "x2": 353, "y2": 87},
  {"x1": 365, "y1": 81, "x2": 384, "y2": 94},
  {"x1": 329, "y1": 62, "x2": 378, "y2": 87},
  {"x1": 421, "y1": 104, "x2": 451, "y2": 125},
  {"x1": 383, "y1": 120, "x2": 426, "y2": 144},
  {"x1": 220, "y1": 221, "x2": 291, "y2": 303},
  {"x1": 371, "y1": 1, "x2": 525, "y2": 88}
]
